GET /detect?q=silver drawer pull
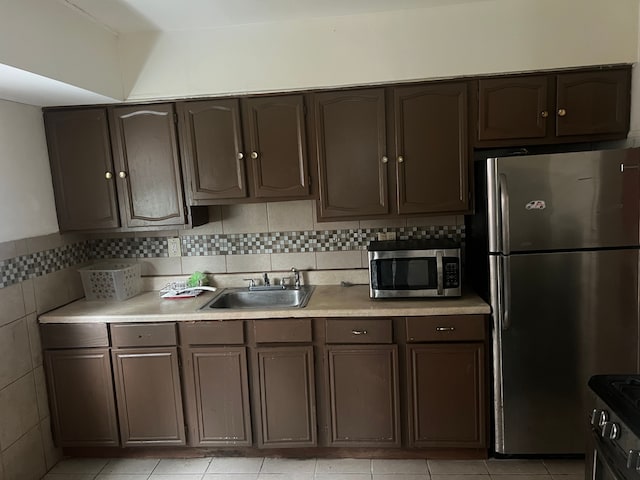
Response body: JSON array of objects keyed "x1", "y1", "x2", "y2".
[
  {"x1": 351, "y1": 329, "x2": 368, "y2": 335},
  {"x1": 436, "y1": 326, "x2": 455, "y2": 332}
]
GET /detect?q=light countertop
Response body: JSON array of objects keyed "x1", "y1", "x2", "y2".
[{"x1": 38, "y1": 285, "x2": 491, "y2": 324}]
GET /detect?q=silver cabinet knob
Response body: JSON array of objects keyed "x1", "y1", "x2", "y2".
[
  {"x1": 351, "y1": 329, "x2": 368, "y2": 335},
  {"x1": 557, "y1": 108, "x2": 567, "y2": 117},
  {"x1": 251, "y1": 151, "x2": 259, "y2": 160},
  {"x1": 398, "y1": 156, "x2": 405, "y2": 163},
  {"x1": 381, "y1": 156, "x2": 388, "y2": 164},
  {"x1": 237, "y1": 152, "x2": 244, "y2": 160},
  {"x1": 105, "y1": 172, "x2": 113, "y2": 179},
  {"x1": 118, "y1": 171, "x2": 127, "y2": 179},
  {"x1": 541, "y1": 111, "x2": 549, "y2": 118}
]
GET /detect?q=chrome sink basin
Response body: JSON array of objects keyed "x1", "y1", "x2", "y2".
[{"x1": 201, "y1": 286, "x2": 315, "y2": 310}]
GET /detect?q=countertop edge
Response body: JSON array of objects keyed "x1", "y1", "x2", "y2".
[{"x1": 38, "y1": 286, "x2": 491, "y2": 324}]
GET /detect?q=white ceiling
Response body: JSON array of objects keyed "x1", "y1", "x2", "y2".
[
  {"x1": 2, "y1": 0, "x2": 494, "y2": 107},
  {"x1": 64, "y1": 0, "x2": 494, "y2": 33}
]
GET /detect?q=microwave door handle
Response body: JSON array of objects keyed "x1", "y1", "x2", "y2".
[
  {"x1": 436, "y1": 251, "x2": 444, "y2": 296},
  {"x1": 499, "y1": 173, "x2": 511, "y2": 255}
]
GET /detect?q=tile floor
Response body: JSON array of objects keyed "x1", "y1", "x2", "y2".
[{"x1": 41, "y1": 457, "x2": 585, "y2": 480}]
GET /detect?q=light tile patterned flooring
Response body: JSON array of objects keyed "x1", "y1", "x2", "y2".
[{"x1": 42, "y1": 457, "x2": 585, "y2": 480}]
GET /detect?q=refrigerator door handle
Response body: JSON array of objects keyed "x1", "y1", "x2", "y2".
[
  {"x1": 502, "y1": 255, "x2": 512, "y2": 331},
  {"x1": 499, "y1": 173, "x2": 511, "y2": 255}
]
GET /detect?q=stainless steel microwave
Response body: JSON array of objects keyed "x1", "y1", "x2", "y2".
[{"x1": 367, "y1": 239, "x2": 461, "y2": 299}]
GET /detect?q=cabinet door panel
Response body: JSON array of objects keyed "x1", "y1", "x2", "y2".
[
  {"x1": 110, "y1": 104, "x2": 186, "y2": 227},
  {"x1": 313, "y1": 89, "x2": 388, "y2": 218},
  {"x1": 112, "y1": 347, "x2": 186, "y2": 446},
  {"x1": 408, "y1": 344, "x2": 485, "y2": 447},
  {"x1": 394, "y1": 82, "x2": 469, "y2": 214},
  {"x1": 326, "y1": 345, "x2": 400, "y2": 446},
  {"x1": 556, "y1": 70, "x2": 630, "y2": 137},
  {"x1": 183, "y1": 347, "x2": 252, "y2": 446},
  {"x1": 255, "y1": 346, "x2": 316, "y2": 447},
  {"x1": 477, "y1": 76, "x2": 549, "y2": 141},
  {"x1": 244, "y1": 95, "x2": 309, "y2": 198},
  {"x1": 44, "y1": 109, "x2": 120, "y2": 231},
  {"x1": 45, "y1": 349, "x2": 119, "y2": 447},
  {"x1": 179, "y1": 99, "x2": 247, "y2": 200}
]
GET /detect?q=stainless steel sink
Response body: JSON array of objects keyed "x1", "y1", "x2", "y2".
[{"x1": 201, "y1": 286, "x2": 315, "y2": 310}]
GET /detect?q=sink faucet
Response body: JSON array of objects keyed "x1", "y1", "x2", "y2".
[
  {"x1": 291, "y1": 267, "x2": 301, "y2": 289},
  {"x1": 263, "y1": 272, "x2": 270, "y2": 287}
]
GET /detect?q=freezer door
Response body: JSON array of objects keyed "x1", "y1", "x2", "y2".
[
  {"x1": 488, "y1": 148, "x2": 640, "y2": 253},
  {"x1": 494, "y1": 249, "x2": 639, "y2": 455}
]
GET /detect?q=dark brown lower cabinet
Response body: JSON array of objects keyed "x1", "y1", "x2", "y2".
[
  {"x1": 111, "y1": 347, "x2": 186, "y2": 446},
  {"x1": 407, "y1": 343, "x2": 485, "y2": 447},
  {"x1": 182, "y1": 346, "x2": 252, "y2": 446},
  {"x1": 254, "y1": 346, "x2": 317, "y2": 447},
  {"x1": 325, "y1": 345, "x2": 400, "y2": 447},
  {"x1": 44, "y1": 348, "x2": 119, "y2": 447}
]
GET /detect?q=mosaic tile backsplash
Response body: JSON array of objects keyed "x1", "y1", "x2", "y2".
[{"x1": 0, "y1": 225, "x2": 464, "y2": 289}]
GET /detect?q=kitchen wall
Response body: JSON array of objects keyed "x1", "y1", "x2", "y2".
[
  {"x1": 88, "y1": 202, "x2": 464, "y2": 280},
  {"x1": 0, "y1": 99, "x2": 58, "y2": 243},
  {"x1": 119, "y1": 0, "x2": 639, "y2": 101},
  {"x1": 0, "y1": 234, "x2": 84, "y2": 480}
]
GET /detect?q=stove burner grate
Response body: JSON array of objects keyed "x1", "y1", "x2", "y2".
[{"x1": 612, "y1": 378, "x2": 640, "y2": 409}]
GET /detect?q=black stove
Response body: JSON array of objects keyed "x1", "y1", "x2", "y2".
[
  {"x1": 588, "y1": 375, "x2": 640, "y2": 480},
  {"x1": 590, "y1": 375, "x2": 640, "y2": 439}
]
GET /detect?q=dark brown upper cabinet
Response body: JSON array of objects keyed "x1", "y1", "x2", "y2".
[
  {"x1": 555, "y1": 69, "x2": 630, "y2": 137},
  {"x1": 109, "y1": 104, "x2": 188, "y2": 228},
  {"x1": 44, "y1": 105, "x2": 206, "y2": 232},
  {"x1": 312, "y1": 88, "x2": 389, "y2": 219},
  {"x1": 476, "y1": 66, "x2": 630, "y2": 146},
  {"x1": 178, "y1": 99, "x2": 247, "y2": 200},
  {"x1": 477, "y1": 75, "x2": 549, "y2": 142},
  {"x1": 178, "y1": 95, "x2": 310, "y2": 204},
  {"x1": 242, "y1": 95, "x2": 310, "y2": 198},
  {"x1": 312, "y1": 84, "x2": 471, "y2": 220},
  {"x1": 44, "y1": 108, "x2": 120, "y2": 231},
  {"x1": 393, "y1": 82, "x2": 469, "y2": 215}
]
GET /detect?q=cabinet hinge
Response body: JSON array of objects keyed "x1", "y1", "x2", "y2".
[{"x1": 173, "y1": 113, "x2": 178, "y2": 124}]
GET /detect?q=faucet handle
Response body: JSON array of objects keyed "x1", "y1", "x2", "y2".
[
  {"x1": 291, "y1": 267, "x2": 301, "y2": 288},
  {"x1": 242, "y1": 278, "x2": 256, "y2": 288}
]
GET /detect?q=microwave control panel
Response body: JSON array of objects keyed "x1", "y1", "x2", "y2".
[{"x1": 444, "y1": 258, "x2": 460, "y2": 289}]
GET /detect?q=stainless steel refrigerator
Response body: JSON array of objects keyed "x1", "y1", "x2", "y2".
[{"x1": 467, "y1": 147, "x2": 640, "y2": 455}]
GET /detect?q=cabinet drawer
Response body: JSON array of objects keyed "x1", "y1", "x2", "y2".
[
  {"x1": 111, "y1": 323, "x2": 177, "y2": 347},
  {"x1": 253, "y1": 319, "x2": 312, "y2": 343},
  {"x1": 41, "y1": 323, "x2": 109, "y2": 349},
  {"x1": 179, "y1": 321, "x2": 244, "y2": 345},
  {"x1": 406, "y1": 315, "x2": 485, "y2": 342},
  {"x1": 325, "y1": 318, "x2": 393, "y2": 344}
]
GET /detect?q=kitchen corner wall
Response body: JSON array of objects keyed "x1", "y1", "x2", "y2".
[
  {"x1": 0, "y1": 199, "x2": 463, "y2": 479},
  {"x1": 0, "y1": 234, "x2": 87, "y2": 480}
]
